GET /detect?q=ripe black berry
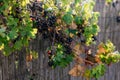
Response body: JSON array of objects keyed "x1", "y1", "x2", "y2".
[
  {"x1": 77, "y1": 32, "x2": 81, "y2": 37},
  {"x1": 92, "y1": 36, "x2": 97, "y2": 41},
  {"x1": 47, "y1": 16, "x2": 56, "y2": 27},
  {"x1": 48, "y1": 60, "x2": 54, "y2": 67},
  {"x1": 66, "y1": 37, "x2": 73, "y2": 43},
  {"x1": 64, "y1": 45, "x2": 72, "y2": 54},
  {"x1": 81, "y1": 39, "x2": 86, "y2": 43}
]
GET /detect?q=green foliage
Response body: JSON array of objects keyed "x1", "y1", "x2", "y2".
[
  {"x1": 74, "y1": 16, "x2": 84, "y2": 25},
  {"x1": 84, "y1": 24, "x2": 100, "y2": 45},
  {"x1": 62, "y1": 12, "x2": 73, "y2": 25},
  {"x1": 0, "y1": 0, "x2": 37, "y2": 56},
  {"x1": 65, "y1": 28, "x2": 77, "y2": 35},
  {"x1": 97, "y1": 40, "x2": 120, "y2": 65},
  {"x1": 0, "y1": 0, "x2": 120, "y2": 80},
  {"x1": 104, "y1": 40, "x2": 115, "y2": 53},
  {"x1": 90, "y1": 64, "x2": 106, "y2": 79},
  {"x1": 52, "y1": 44, "x2": 74, "y2": 68},
  {"x1": 84, "y1": 64, "x2": 106, "y2": 79},
  {"x1": 40, "y1": 0, "x2": 100, "y2": 45},
  {"x1": 0, "y1": 27, "x2": 6, "y2": 37}
]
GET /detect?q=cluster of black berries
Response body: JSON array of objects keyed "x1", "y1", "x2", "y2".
[
  {"x1": 28, "y1": 1, "x2": 57, "y2": 39},
  {"x1": 28, "y1": 1, "x2": 74, "y2": 67},
  {"x1": 28, "y1": 1, "x2": 74, "y2": 46}
]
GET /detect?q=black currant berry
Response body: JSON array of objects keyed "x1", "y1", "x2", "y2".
[
  {"x1": 116, "y1": 16, "x2": 120, "y2": 23},
  {"x1": 66, "y1": 37, "x2": 73, "y2": 43},
  {"x1": 81, "y1": 39, "x2": 86, "y2": 43},
  {"x1": 64, "y1": 45, "x2": 72, "y2": 54},
  {"x1": 77, "y1": 32, "x2": 81, "y2": 37},
  {"x1": 42, "y1": 33, "x2": 49, "y2": 39},
  {"x1": 32, "y1": 73, "x2": 36, "y2": 76},
  {"x1": 47, "y1": 16, "x2": 56, "y2": 27},
  {"x1": 92, "y1": 36, "x2": 97, "y2": 41},
  {"x1": 43, "y1": 10, "x2": 48, "y2": 17},
  {"x1": 48, "y1": 60, "x2": 54, "y2": 67}
]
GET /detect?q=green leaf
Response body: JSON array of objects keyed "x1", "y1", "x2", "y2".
[
  {"x1": 22, "y1": 38, "x2": 29, "y2": 46},
  {"x1": 62, "y1": 13, "x2": 73, "y2": 25},
  {"x1": 90, "y1": 64, "x2": 106, "y2": 79},
  {"x1": 0, "y1": 28, "x2": 6, "y2": 37},
  {"x1": 65, "y1": 28, "x2": 77, "y2": 35},
  {"x1": 14, "y1": 40, "x2": 23, "y2": 50},
  {"x1": 91, "y1": 24, "x2": 100, "y2": 35},
  {"x1": 55, "y1": 52, "x2": 63, "y2": 61},
  {"x1": 65, "y1": 54, "x2": 73, "y2": 62},
  {"x1": 7, "y1": 16, "x2": 18, "y2": 27},
  {"x1": 8, "y1": 29, "x2": 18, "y2": 39},
  {"x1": 74, "y1": 16, "x2": 84, "y2": 25},
  {"x1": 75, "y1": 0, "x2": 81, "y2": 4},
  {"x1": 3, "y1": 45, "x2": 13, "y2": 56},
  {"x1": 61, "y1": 0, "x2": 68, "y2": 5},
  {"x1": 59, "y1": 59, "x2": 68, "y2": 67}
]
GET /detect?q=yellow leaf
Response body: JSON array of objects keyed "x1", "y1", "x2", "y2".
[
  {"x1": 8, "y1": 6, "x2": 12, "y2": 11},
  {"x1": 22, "y1": 0, "x2": 30, "y2": 7},
  {"x1": 0, "y1": 43, "x2": 4, "y2": 50},
  {"x1": 70, "y1": 33, "x2": 74, "y2": 38}
]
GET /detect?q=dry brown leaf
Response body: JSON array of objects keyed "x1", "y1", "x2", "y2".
[
  {"x1": 95, "y1": 55, "x2": 102, "y2": 64},
  {"x1": 96, "y1": 43, "x2": 106, "y2": 54},
  {"x1": 57, "y1": 19, "x2": 61, "y2": 24},
  {"x1": 75, "y1": 56, "x2": 84, "y2": 64},
  {"x1": 26, "y1": 54, "x2": 33, "y2": 62},
  {"x1": 73, "y1": 44, "x2": 84, "y2": 55},
  {"x1": 85, "y1": 54, "x2": 96, "y2": 63},
  {"x1": 69, "y1": 65, "x2": 84, "y2": 77},
  {"x1": 71, "y1": 22, "x2": 77, "y2": 29},
  {"x1": 97, "y1": 48, "x2": 106, "y2": 54}
]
